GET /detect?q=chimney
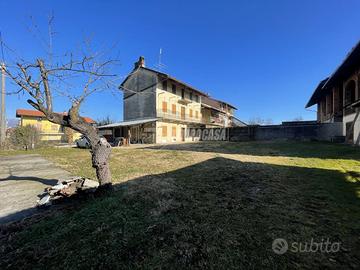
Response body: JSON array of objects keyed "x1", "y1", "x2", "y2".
[{"x1": 134, "y1": 56, "x2": 145, "y2": 69}]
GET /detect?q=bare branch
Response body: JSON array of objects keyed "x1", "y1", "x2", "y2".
[
  {"x1": 37, "y1": 59, "x2": 53, "y2": 111},
  {"x1": 47, "y1": 67, "x2": 117, "y2": 77}
]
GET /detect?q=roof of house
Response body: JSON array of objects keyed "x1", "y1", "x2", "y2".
[
  {"x1": 119, "y1": 60, "x2": 237, "y2": 110},
  {"x1": 16, "y1": 109, "x2": 96, "y2": 124},
  {"x1": 305, "y1": 78, "x2": 329, "y2": 108},
  {"x1": 202, "y1": 96, "x2": 237, "y2": 111},
  {"x1": 120, "y1": 66, "x2": 209, "y2": 97},
  {"x1": 305, "y1": 40, "x2": 360, "y2": 108},
  {"x1": 231, "y1": 116, "x2": 247, "y2": 127}
]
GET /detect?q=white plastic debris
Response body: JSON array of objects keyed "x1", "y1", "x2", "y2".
[
  {"x1": 82, "y1": 179, "x2": 99, "y2": 190},
  {"x1": 37, "y1": 194, "x2": 51, "y2": 206},
  {"x1": 50, "y1": 183, "x2": 66, "y2": 191},
  {"x1": 37, "y1": 177, "x2": 99, "y2": 207}
]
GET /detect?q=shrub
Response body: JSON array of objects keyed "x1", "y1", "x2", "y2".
[{"x1": 11, "y1": 125, "x2": 40, "y2": 150}]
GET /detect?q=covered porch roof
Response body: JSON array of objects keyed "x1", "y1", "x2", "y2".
[
  {"x1": 98, "y1": 118, "x2": 158, "y2": 129},
  {"x1": 305, "y1": 40, "x2": 360, "y2": 108}
]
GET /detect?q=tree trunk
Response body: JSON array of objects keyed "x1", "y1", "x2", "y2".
[{"x1": 90, "y1": 137, "x2": 112, "y2": 188}]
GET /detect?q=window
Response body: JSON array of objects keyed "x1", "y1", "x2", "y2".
[
  {"x1": 189, "y1": 109, "x2": 193, "y2": 118},
  {"x1": 162, "y1": 101, "x2": 167, "y2": 113},
  {"x1": 162, "y1": 80, "x2": 167, "y2": 91},
  {"x1": 172, "y1": 104, "x2": 176, "y2": 114},
  {"x1": 162, "y1": 126, "x2": 167, "y2": 137},
  {"x1": 172, "y1": 126, "x2": 177, "y2": 137},
  {"x1": 195, "y1": 111, "x2": 199, "y2": 119},
  {"x1": 195, "y1": 95, "x2": 199, "y2": 103},
  {"x1": 172, "y1": 84, "x2": 176, "y2": 94},
  {"x1": 190, "y1": 92, "x2": 193, "y2": 100},
  {"x1": 181, "y1": 89, "x2": 185, "y2": 99}
]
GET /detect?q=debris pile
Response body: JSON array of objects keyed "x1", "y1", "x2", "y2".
[{"x1": 37, "y1": 177, "x2": 99, "y2": 206}]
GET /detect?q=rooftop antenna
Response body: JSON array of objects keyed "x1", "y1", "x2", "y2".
[{"x1": 154, "y1": 48, "x2": 166, "y2": 71}]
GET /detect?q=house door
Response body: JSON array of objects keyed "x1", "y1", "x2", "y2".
[
  {"x1": 181, "y1": 107, "x2": 185, "y2": 120},
  {"x1": 181, "y1": 128, "x2": 185, "y2": 142},
  {"x1": 346, "y1": 122, "x2": 354, "y2": 144}
]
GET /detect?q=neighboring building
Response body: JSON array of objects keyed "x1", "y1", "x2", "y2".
[
  {"x1": 16, "y1": 109, "x2": 96, "y2": 143},
  {"x1": 306, "y1": 41, "x2": 360, "y2": 145},
  {"x1": 99, "y1": 56, "x2": 244, "y2": 144}
]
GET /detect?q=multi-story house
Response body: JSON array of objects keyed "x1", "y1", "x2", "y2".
[
  {"x1": 306, "y1": 41, "x2": 360, "y2": 145},
  {"x1": 16, "y1": 109, "x2": 96, "y2": 142},
  {"x1": 98, "y1": 57, "x2": 242, "y2": 144}
]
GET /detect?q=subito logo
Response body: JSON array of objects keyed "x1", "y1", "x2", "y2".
[{"x1": 272, "y1": 238, "x2": 288, "y2": 255}]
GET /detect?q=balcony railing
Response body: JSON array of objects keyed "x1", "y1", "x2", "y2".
[
  {"x1": 202, "y1": 116, "x2": 225, "y2": 126},
  {"x1": 344, "y1": 101, "x2": 358, "y2": 116},
  {"x1": 157, "y1": 110, "x2": 230, "y2": 126},
  {"x1": 157, "y1": 110, "x2": 202, "y2": 123}
]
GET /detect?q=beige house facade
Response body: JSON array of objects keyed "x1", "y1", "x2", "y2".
[{"x1": 98, "y1": 57, "x2": 244, "y2": 144}]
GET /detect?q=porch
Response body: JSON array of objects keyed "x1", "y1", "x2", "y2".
[{"x1": 98, "y1": 118, "x2": 158, "y2": 145}]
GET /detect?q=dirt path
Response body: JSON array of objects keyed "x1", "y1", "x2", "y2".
[{"x1": 0, "y1": 154, "x2": 70, "y2": 223}]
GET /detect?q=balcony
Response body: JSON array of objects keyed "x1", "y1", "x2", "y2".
[
  {"x1": 202, "y1": 116, "x2": 225, "y2": 126},
  {"x1": 157, "y1": 110, "x2": 202, "y2": 124},
  {"x1": 177, "y1": 97, "x2": 192, "y2": 105}
]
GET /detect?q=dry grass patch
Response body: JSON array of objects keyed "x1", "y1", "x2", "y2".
[{"x1": 1, "y1": 141, "x2": 359, "y2": 269}]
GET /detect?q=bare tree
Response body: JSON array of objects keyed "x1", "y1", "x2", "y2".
[
  {"x1": 248, "y1": 117, "x2": 274, "y2": 125},
  {"x1": 5, "y1": 55, "x2": 116, "y2": 188},
  {"x1": 293, "y1": 116, "x2": 303, "y2": 121},
  {"x1": 2, "y1": 16, "x2": 119, "y2": 189},
  {"x1": 97, "y1": 115, "x2": 116, "y2": 126}
]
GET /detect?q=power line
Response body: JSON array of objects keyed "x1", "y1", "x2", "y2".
[
  {"x1": 0, "y1": 63, "x2": 6, "y2": 145},
  {"x1": 0, "y1": 32, "x2": 4, "y2": 62}
]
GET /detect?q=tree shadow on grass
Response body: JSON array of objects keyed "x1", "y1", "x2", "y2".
[
  {"x1": 142, "y1": 141, "x2": 360, "y2": 160},
  {"x1": 0, "y1": 157, "x2": 359, "y2": 269}
]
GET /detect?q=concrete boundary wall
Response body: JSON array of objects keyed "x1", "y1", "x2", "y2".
[{"x1": 199, "y1": 122, "x2": 344, "y2": 142}]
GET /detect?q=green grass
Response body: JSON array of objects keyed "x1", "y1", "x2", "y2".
[{"x1": 1, "y1": 141, "x2": 360, "y2": 269}]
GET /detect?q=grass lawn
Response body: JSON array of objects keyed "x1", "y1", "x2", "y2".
[{"x1": 0, "y1": 141, "x2": 360, "y2": 269}]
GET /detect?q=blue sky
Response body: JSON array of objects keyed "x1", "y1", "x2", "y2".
[{"x1": 1, "y1": 0, "x2": 360, "y2": 124}]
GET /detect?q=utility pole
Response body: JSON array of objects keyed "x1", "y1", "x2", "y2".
[{"x1": 0, "y1": 63, "x2": 5, "y2": 145}]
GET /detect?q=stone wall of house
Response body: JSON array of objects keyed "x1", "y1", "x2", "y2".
[{"x1": 123, "y1": 69, "x2": 157, "y2": 121}]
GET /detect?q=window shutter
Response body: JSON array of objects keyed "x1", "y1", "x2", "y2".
[
  {"x1": 181, "y1": 107, "x2": 185, "y2": 119},
  {"x1": 162, "y1": 101, "x2": 167, "y2": 112},
  {"x1": 162, "y1": 126, "x2": 167, "y2": 137}
]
